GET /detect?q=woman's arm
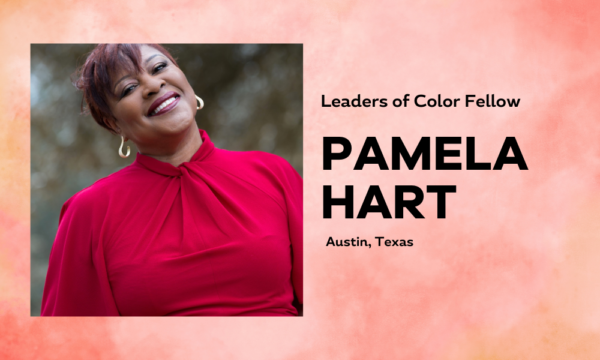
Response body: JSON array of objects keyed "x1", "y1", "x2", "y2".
[
  {"x1": 41, "y1": 192, "x2": 119, "y2": 316},
  {"x1": 279, "y1": 159, "x2": 304, "y2": 309}
]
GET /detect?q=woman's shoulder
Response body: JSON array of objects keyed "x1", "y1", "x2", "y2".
[
  {"x1": 208, "y1": 149, "x2": 302, "y2": 197},
  {"x1": 60, "y1": 165, "x2": 142, "y2": 213},
  {"x1": 212, "y1": 148, "x2": 298, "y2": 175}
]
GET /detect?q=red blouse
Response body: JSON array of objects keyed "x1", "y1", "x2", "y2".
[{"x1": 41, "y1": 130, "x2": 303, "y2": 316}]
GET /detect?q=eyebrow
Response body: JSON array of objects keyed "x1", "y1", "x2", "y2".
[
  {"x1": 113, "y1": 54, "x2": 167, "y2": 93},
  {"x1": 144, "y1": 53, "x2": 164, "y2": 65},
  {"x1": 113, "y1": 74, "x2": 132, "y2": 93}
]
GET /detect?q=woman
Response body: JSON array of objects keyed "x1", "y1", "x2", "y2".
[{"x1": 41, "y1": 44, "x2": 303, "y2": 316}]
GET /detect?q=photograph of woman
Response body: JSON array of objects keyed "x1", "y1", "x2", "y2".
[{"x1": 31, "y1": 44, "x2": 303, "y2": 316}]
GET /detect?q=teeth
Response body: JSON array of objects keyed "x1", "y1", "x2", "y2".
[{"x1": 151, "y1": 97, "x2": 176, "y2": 116}]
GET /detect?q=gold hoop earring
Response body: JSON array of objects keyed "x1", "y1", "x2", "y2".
[
  {"x1": 196, "y1": 95, "x2": 204, "y2": 110},
  {"x1": 119, "y1": 136, "x2": 130, "y2": 158}
]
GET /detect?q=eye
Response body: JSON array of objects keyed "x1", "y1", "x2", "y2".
[
  {"x1": 153, "y1": 62, "x2": 167, "y2": 73},
  {"x1": 121, "y1": 84, "x2": 137, "y2": 98}
]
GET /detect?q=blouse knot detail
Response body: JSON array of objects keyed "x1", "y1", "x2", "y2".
[
  {"x1": 41, "y1": 130, "x2": 303, "y2": 316},
  {"x1": 135, "y1": 130, "x2": 216, "y2": 177}
]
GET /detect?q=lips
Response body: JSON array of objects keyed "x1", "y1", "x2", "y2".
[{"x1": 147, "y1": 91, "x2": 181, "y2": 117}]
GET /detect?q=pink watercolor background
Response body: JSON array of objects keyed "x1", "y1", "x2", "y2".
[{"x1": 2, "y1": 0, "x2": 600, "y2": 358}]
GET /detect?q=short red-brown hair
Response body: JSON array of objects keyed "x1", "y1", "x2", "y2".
[{"x1": 73, "y1": 44, "x2": 178, "y2": 134}]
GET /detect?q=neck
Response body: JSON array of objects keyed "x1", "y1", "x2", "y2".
[{"x1": 138, "y1": 123, "x2": 203, "y2": 167}]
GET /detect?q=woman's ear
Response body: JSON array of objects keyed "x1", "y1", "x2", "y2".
[{"x1": 104, "y1": 117, "x2": 121, "y2": 136}]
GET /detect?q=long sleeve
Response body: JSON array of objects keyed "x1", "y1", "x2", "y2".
[
  {"x1": 41, "y1": 192, "x2": 119, "y2": 316},
  {"x1": 280, "y1": 160, "x2": 304, "y2": 304}
]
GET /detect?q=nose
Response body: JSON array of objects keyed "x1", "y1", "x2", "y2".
[{"x1": 142, "y1": 73, "x2": 166, "y2": 98}]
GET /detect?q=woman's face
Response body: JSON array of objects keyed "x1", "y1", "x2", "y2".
[{"x1": 106, "y1": 45, "x2": 197, "y2": 153}]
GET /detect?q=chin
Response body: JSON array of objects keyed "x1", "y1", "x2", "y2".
[{"x1": 159, "y1": 115, "x2": 195, "y2": 136}]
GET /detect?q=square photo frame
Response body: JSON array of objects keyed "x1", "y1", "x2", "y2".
[{"x1": 30, "y1": 44, "x2": 303, "y2": 316}]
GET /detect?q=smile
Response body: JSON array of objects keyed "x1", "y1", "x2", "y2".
[{"x1": 148, "y1": 91, "x2": 181, "y2": 117}]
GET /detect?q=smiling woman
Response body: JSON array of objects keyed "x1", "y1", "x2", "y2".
[
  {"x1": 38, "y1": 44, "x2": 303, "y2": 316},
  {"x1": 76, "y1": 44, "x2": 202, "y2": 166}
]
